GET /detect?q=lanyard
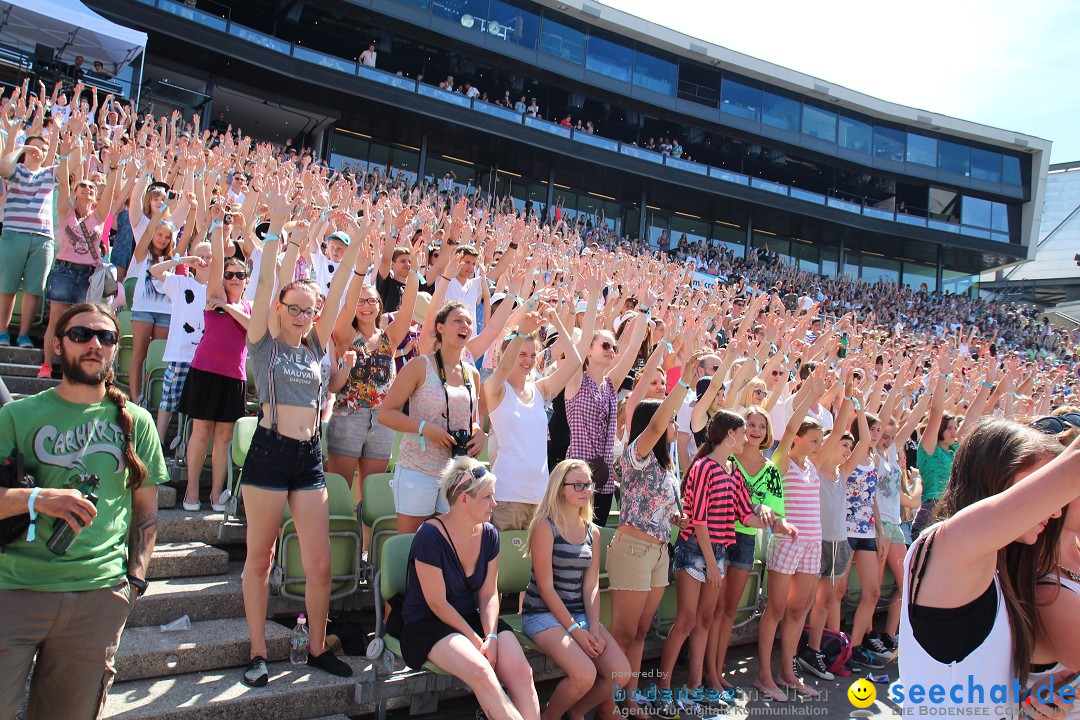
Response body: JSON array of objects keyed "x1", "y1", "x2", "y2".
[{"x1": 433, "y1": 349, "x2": 474, "y2": 432}]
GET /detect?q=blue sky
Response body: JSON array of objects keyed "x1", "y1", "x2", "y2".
[{"x1": 606, "y1": 0, "x2": 1080, "y2": 163}]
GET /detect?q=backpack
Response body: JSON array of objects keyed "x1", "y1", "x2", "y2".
[{"x1": 799, "y1": 625, "x2": 853, "y2": 677}]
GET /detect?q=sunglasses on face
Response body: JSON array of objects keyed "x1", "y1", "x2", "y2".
[
  {"x1": 1031, "y1": 414, "x2": 1080, "y2": 435},
  {"x1": 562, "y1": 481, "x2": 595, "y2": 493},
  {"x1": 61, "y1": 326, "x2": 119, "y2": 346},
  {"x1": 599, "y1": 341, "x2": 618, "y2": 353},
  {"x1": 771, "y1": 370, "x2": 784, "y2": 377},
  {"x1": 284, "y1": 303, "x2": 317, "y2": 318},
  {"x1": 223, "y1": 270, "x2": 248, "y2": 280}
]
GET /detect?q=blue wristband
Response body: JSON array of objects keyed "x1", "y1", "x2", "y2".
[
  {"x1": 27, "y1": 487, "x2": 40, "y2": 542},
  {"x1": 264, "y1": 233, "x2": 281, "y2": 242},
  {"x1": 418, "y1": 420, "x2": 427, "y2": 452}
]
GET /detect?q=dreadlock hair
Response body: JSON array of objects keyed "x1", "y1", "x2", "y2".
[{"x1": 55, "y1": 303, "x2": 147, "y2": 490}]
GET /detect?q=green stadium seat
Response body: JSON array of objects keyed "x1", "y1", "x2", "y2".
[
  {"x1": 223, "y1": 415, "x2": 258, "y2": 522},
  {"x1": 140, "y1": 339, "x2": 167, "y2": 410}
]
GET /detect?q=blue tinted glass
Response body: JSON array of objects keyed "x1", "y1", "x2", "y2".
[
  {"x1": 586, "y1": 33, "x2": 633, "y2": 83},
  {"x1": 970, "y1": 147, "x2": 1001, "y2": 182},
  {"x1": 720, "y1": 77, "x2": 760, "y2": 121},
  {"x1": 873, "y1": 125, "x2": 905, "y2": 162},
  {"x1": 961, "y1": 196, "x2": 992, "y2": 228},
  {"x1": 392, "y1": 0, "x2": 431, "y2": 8},
  {"x1": 488, "y1": 0, "x2": 539, "y2": 49},
  {"x1": 434, "y1": 0, "x2": 488, "y2": 34},
  {"x1": 1002, "y1": 154, "x2": 1022, "y2": 185},
  {"x1": 838, "y1": 115, "x2": 871, "y2": 154},
  {"x1": 938, "y1": 140, "x2": 970, "y2": 176},
  {"x1": 540, "y1": 14, "x2": 585, "y2": 63},
  {"x1": 762, "y1": 90, "x2": 799, "y2": 132},
  {"x1": 991, "y1": 202, "x2": 1010, "y2": 233},
  {"x1": 906, "y1": 133, "x2": 936, "y2": 166},
  {"x1": 633, "y1": 50, "x2": 677, "y2": 96},
  {"x1": 802, "y1": 104, "x2": 836, "y2": 142}
]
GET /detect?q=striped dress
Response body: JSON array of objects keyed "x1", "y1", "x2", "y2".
[
  {"x1": 522, "y1": 518, "x2": 593, "y2": 616},
  {"x1": 782, "y1": 459, "x2": 822, "y2": 543}
]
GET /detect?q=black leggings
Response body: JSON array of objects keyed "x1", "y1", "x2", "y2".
[{"x1": 592, "y1": 491, "x2": 614, "y2": 527}]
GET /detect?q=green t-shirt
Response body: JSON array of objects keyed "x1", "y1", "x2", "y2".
[
  {"x1": 731, "y1": 456, "x2": 785, "y2": 535},
  {"x1": 917, "y1": 442, "x2": 958, "y2": 502},
  {"x1": 0, "y1": 390, "x2": 169, "y2": 592}
]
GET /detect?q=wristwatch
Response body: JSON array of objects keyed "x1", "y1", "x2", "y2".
[{"x1": 127, "y1": 575, "x2": 149, "y2": 596}]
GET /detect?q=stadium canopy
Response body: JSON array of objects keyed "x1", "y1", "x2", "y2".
[{"x1": 0, "y1": 0, "x2": 146, "y2": 70}]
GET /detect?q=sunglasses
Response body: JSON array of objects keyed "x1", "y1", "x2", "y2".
[
  {"x1": 284, "y1": 303, "x2": 317, "y2": 318},
  {"x1": 61, "y1": 326, "x2": 119, "y2": 346},
  {"x1": 771, "y1": 370, "x2": 784, "y2": 377},
  {"x1": 1031, "y1": 414, "x2": 1080, "y2": 435},
  {"x1": 223, "y1": 270, "x2": 248, "y2": 280},
  {"x1": 562, "y1": 481, "x2": 595, "y2": 493},
  {"x1": 599, "y1": 341, "x2": 619, "y2": 353},
  {"x1": 451, "y1": 464, "x2": 490, "y2": 494}
]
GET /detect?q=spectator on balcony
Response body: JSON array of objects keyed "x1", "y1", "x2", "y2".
[
  {"x1": 465, "y1": 83, "x2": 480, "y2": 100},
  {"x1": 209, "y1": 111, "x2": 229, "y2": 136},
  {"x1": 514, "y1": 96, "x2": 526, "y2": 113},
  {"x1": 70, "y1": 55, "x2": 86, "y2": 82},
  {"x1": 671, "y1": 139, "x2": 683, "y2": 159},
  {"x1": 560, "y1": 115, "x2": 572, "y2": 129},
  {"x1": 527, "y1": 98, "x2": 540, "y2": 117},
  {"x1": 359, "y1": 42, "x2": 377, "y2": 68},
  {"x1": 585, "y1": 120, "x2": 595, "y2": 135},
  {"x1": 87, "y1": 61, "x2": 113, "y2": 81}
]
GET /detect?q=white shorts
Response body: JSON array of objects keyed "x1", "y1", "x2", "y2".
[{"x1": 392, "y1": 465, "x2": 449, "y2": 517}]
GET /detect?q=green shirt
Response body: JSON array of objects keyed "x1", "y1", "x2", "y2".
[
  {"x1": 731, "y1": 456, "x2": 785, "y2": 535},
  {"x1": 0, "y1": 390, "x2": 168, "y2": 592},
  {"x1": 917, "y1": 442, "x2": 957, "y2": 502}
]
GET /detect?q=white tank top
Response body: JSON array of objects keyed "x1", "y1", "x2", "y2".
[
  {"x1": 490, "y1": 380, "x2": 549, "y2": 504},
  {"x1": 899, "y1": 523, "x2": 1014, "y2": 715}
]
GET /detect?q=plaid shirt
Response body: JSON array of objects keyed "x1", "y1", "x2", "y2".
[{"x1": 566, "y1": 372, "x2": 617, "y2": 494}]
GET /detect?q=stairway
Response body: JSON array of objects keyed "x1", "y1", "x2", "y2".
[{"x1": 0, "y1": 346, "x2": 58, "y2": 397}]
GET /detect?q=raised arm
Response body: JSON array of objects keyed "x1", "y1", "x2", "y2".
[
  {"x1": 247, "y1": 186, "x2": 291, "y2": 345},
  {"x1": 314, "y1": 211, "x2": 372, "y2": 347}
]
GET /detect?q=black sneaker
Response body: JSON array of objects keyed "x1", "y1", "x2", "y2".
[
  {"x1": 650, "y1": 697, "x2": 680, "y2": 719},
  {"x1": 307, "y1": 649, "x2": 353, "y2": 677},
  {"x1": 876, "y1": 632, "x2": 898, "y2": 653},
  {"x1": 796, "y1": 647, "x2": 836, "y2": 681},
  {"x1": 852, "y1": 646, "x2": 885, "y2": 669},
  {"x1": 865, "y1": 634, "x2": 892, "y2": 656},
  {"x1": 242, "y1": 656, "x2": 269, "y2": 687}
]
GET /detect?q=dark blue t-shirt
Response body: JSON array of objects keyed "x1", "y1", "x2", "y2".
[{"x1": 403, "y1": 521, "x2": 499, "y2": 624}]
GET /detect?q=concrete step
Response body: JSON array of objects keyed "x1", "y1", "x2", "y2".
[
  {"x1": 157, "y1": 508, "x2": 244, "y2": 545},
  {"x1": 103, "y1": 656, "x2": 371, "y2": 719},
  {"x1": 158, "y1": 483, "x2": 176, "y2": 509},
  {"x1": 2, "y1": 375, "x2": 59, "y2": 395},
  {"x1": 115, "y1": 618, "x2": 291, "y2": 682},
  {"x1": 128, "y1": 563, "x2": 245, "y2": 628},
  {"x1": 147, "y1": 542, "x2": 229, "y2": 580},
  {"x1": 0, "y1": 361, "x2": 44, "y2": 377},
  {"x1": 0, "y1": 345, "x2": 43, "y2": 364}
]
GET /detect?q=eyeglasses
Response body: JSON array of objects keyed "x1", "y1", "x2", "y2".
[
  {"x1": 562, "y1": 481, "x2": 595, "y2": 493},
  {"x1": 223, "y1": 270, "x2": 248, "y2": 280},
  {"x1": 600, "y1": 341, "x2": 619, "y2": 353},
  {"x1": 1031, "y1": 414, "x2": 1080, "y2": 435},
  {"x1": 357, "y1": 298, "x2": 380, "y2": 306},
  {"x1": 284, "y1": 303, "x2": 317, "y2": 318},
  {"x1": 60, "y1": 326, "x2": 119, "y2": 346}
]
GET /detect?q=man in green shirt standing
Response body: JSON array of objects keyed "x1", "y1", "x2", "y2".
[{"x1": 0, "y1": 302, "x2": 168, "y2": 719}]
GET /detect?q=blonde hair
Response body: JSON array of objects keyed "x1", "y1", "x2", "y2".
[
  {"x1": 739, "y1": 378, "x2": 768, "y2": 409},
  {"x1": 440, "y1": 456, "x2": 496, "y2": 506},
  {"x1": 526, "y1": 460, "x2": 593, "y2": 556}
]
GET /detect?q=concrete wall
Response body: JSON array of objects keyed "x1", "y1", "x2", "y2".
[{"x1": 1009, "y1": 163, "x2": 1080, "y2": 281}]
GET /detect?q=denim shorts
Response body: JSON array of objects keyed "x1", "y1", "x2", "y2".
[
  {"x1": 45, "y1": 260, "x2": 95, "y2": 305},
  {"x1": 727, "y1": 531, "x2": 756, "y2": 571},
  {"x1": 131, "y1": 310, "x2": 171, "y2": 328},
  {"x1": 881, "y1": 521, "x2": 906, "y2": 545},
  {"x1": 848, "y1": 537, "x2": 878, "y2": 553},
  {"x1": 521, "y1": 610, "x2": 586, "y2": 640},
  {"x1": 673, "y1": 534, "x2": 727, "y2": 583},
  {"x1": 392, "y1": 465, "x2": 449, "y2": 517},
  {"x1": 241, "y1": 425, "x2": 325, "y2": 492}
]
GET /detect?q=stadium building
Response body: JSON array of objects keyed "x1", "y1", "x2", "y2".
[{"x1": 85, "y1": 0, "x2": 1050, "y2": 294}]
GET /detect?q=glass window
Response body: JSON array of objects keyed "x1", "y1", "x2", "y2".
[
  {"x1": 585, "y1": 32, "x2": 633, "y2": 83},
  {"x1": 633, "y1": 49, "x2": 677, "y2": 96},
  {"x1": 433, "y1": 0, "x2": 488, "y2": 34},
  {"x1": 1002, "y1": 154, "x2": 1022, "y2": 185},
  {"x1": 961, "y1": 196, "x2": 992, "y2": 228},
  {"x1": 761, "y1": 90, "x2": 799, "y2": 132},
  {"x1": 839, "y1": 115, "x2": 871, "y2": 154},
  {"x1": 789, "y1": 241, "x2": 819, "y2": 274},
  {"x1": 942, "y1": 270, "x2": 976, "y2": 297},
  {"x1": 392, "y1": 0, "x2": 431, "y2": 8},
  {"x1": 488, "y1": 0, "x2": 540, "y2": 49},
  {"x1": 844, "y1": 257, "x2": 860, "y2": 280},
  {"x1": 540, "y1": 14, "x2": 585, "y2": 64},
  {"x1": 903, "y1": 263, "x2": 937, "y2": 293},
  {"x1": 861, "y1": 256, "x2": 900, "y2": 285},
  {"x1": 720, "y1": 76, "x2": 760, "y2": 121},
  {"x1": 938, "y1": 140, "x2": 970, "y2": 176},
  {"x1": 820, "y1": 246, "x2": 838, "y2": 277},
  {"x1": 991, "y1": 201, "x2": 1010, "y2": 233},
  {"x1": 906, "y1": 133, "x2": 936, "y2": 166},
  {"x1": 970, "y1": 147, "x2": 1001, "y2": 182},
  {"x1": 712, "y1": 224, "x2": 744, "y2": 259},
  {"x1": 802, "y1": 104, "x2": 836, "y2": 142},
  {"x1": 873, "y1": 125, "x2": 905, "y2": 162},
  {"x1": 928, "y1": 187, "x2": 960, "y2": 223}
]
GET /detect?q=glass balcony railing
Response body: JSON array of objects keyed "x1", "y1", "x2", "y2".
[{"x1": 142, "y1": 0, "x2": 1017, "y2": 243}]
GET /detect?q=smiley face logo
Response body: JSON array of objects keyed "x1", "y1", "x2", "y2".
[{"x1": 848, "y1": 678, "x2": 876, "y2": 708}]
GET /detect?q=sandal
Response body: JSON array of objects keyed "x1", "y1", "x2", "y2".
[{"x1": 752, "y1": 680, "x2": 788, "y2": 702}]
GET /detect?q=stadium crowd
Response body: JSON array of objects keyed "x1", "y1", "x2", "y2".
[{"x1": 1, "y1": 77, "x2": 1080, "y2": 720}]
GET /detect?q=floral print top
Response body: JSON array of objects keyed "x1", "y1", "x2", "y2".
[
  {"x1": 333, "y1": 331, "x2": 396, "y2": 411},
  {"x1": 618, "y1": 437, "x2": 682, "y2": 542}
]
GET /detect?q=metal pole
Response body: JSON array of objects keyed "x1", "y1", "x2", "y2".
[
  {"x1": 134, "y1": 50, "x2": 145, "y2": 109},
  {"x1": 744, "y1": 212, "x2": 753, "y2": 256},
  {"x1": 417, "y1": 133, "x2": 428, "y2": 182}
]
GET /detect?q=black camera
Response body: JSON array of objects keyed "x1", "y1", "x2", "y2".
[
  {"x1": 224, "y1": 213, "x2": 233, "y2": 224},
  {"x1": 449, "y1": 429, "x2": 472, "y2": 457}
]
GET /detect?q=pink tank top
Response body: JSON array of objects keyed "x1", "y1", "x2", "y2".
[
  {"x1": 397, "y1": 355, "x2": 475, "y2": 478},
  {"x1": 56, "y1": 210, "x2": 107, "y2": 266}
]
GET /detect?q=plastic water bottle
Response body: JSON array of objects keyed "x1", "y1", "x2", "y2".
[
  {"x1": 290, "y1": 614, "x2": 309, "y2": 664},
  {"x1": 46, "y1": 476, "x2": 100, "y2": 555}
]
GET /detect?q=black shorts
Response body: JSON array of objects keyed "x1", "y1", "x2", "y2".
[
  {"x1": 178, "y1": 367, "x2": 247, "y2": 424},
  {"x1": 400, "y1": 611, "x2": 512, "y2": 671},
  {"x1": 241, "y1": 425, "x2": 324, "y2": 492}
]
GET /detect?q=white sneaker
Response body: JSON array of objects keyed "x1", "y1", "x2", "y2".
[
  {"x1": 211, "y1": 489, "x2": 232, "y2": 513},
  {"x1": 182, "y1": 499, "x2": 201, "y2": 512}
]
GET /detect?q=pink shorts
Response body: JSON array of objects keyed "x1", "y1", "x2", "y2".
[{"x1": 766, "y1": 536, "x2": 822, "y2": 576}]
